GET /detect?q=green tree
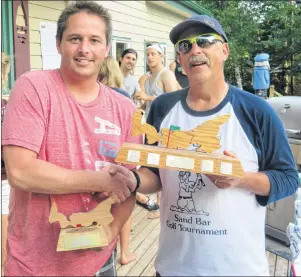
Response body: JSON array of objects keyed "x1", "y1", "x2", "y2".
[
  {"x1": 252, "y1": 1, "x2": 301, "y2": 95},
  {"x1": 196, "y1": 1, "x2": 260, "y2": 90},
  {"x1": 195, "y1": 0, "x2": 301, "y2": 95}
]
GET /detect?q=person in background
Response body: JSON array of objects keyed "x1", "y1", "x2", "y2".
[
  {"x1": 169, "y1": 52, "x2": 189, "y2": 89},
  {"x1": 2, "y1": 2, "x2": 141, "y2": 276},
  {"x1": 119, "y1": 49, "x2": 160, "y2": 213},
  {"x1": 99, "y1": 55, "x2": 139, "y2": 265},
  {"x1": 99, "y1": 56, "x2": 130, "y2": 98},
  {"x1": 2, "y1": 52, "x2": 11, "y2": 94},
  {"x1": 138, "y1": 71, "x2": 151, "y2": 95},
  {"x1": 138, "y1": 71, "x2": 151, "y2": 112},
  {"x1": 1, "y1": 52, "x2": 10, "y2": 170},
  {"x1": 136, "y1": 42, "x2": 179, "y2": 219},
  {"x1": 1, "y1": 52, "x2": 10, "y2": 277},
  {"x1": 119, "y1": 48, "x2": 142, "y2": 108},
  {"x1": 136, "y1": 42, "x2": 178, "y2": 119}
]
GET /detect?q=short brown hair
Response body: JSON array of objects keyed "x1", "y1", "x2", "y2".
[{"x1": 56, "y1": 1, "x2": 112, "y2": 45}]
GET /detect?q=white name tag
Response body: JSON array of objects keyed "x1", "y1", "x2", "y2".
[
  {"x1": 201, "y1": 160, "x2": 214, "y2": 173},
  {"x1": 166, "y1": 155, "x2": 194, "y2": 170},
  {"x1": 64, "y1": 233, "x2": 100, "y2": 249},
  {"x1": 127, "y1": 150, "x2": 140, "y2": 163},
  {"x1": 220, "y1": 162, "x2": 233, "y2": 175},
  {"x1": 147, "y1": 153, "x2": 160, "y2": 166}
]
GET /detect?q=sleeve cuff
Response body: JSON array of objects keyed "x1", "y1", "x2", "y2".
[
  {"x1": 256, "y1": 170, "x2": 274, "y2": 206},
  {"x1": 255, "y1": 194, "x2": 270, "y2": 206}
]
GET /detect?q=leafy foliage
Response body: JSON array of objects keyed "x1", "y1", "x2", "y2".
[{"x1": 196, "y1": 0, "x2": 301, "y2": 95}]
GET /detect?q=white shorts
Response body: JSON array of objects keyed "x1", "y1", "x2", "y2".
[{"x1": 2, "y1": 180, "x2": 10, "y2": 215}]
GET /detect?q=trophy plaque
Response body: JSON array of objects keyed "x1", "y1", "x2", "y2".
[
  {"x1": 116, "y1": 110, "x2": 244, "y2": 177},
  {"x1": 49, "y1": 195, "x2": 118, "y2": 252}
]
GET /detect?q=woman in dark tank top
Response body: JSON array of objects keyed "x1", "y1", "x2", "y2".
[
  {"x1": 169, "y1": 60, "x2": 189, "y2": 88},
  {"x1": 175, "y1": 61, "x2": 189, "y2": 88}
]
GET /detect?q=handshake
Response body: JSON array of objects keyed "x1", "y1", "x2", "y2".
[{"x1": 98, "y1": 164, "x2": 139, "y2": 203}]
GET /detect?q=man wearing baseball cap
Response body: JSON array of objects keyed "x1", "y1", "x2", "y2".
[{"x1": 133, "y1": 15, "x2": 298, "y2": 275}]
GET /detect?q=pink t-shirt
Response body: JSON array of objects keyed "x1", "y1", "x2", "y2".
[{"x1": 2, "y1": 69, "x2": 142, "y2": 276}]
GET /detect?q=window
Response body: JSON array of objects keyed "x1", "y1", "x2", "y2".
[
  {"x1": 110, "y1": 37, "x2": 131, "y2": 62},
  {"x1": 144, "y1": 41, "x2": 167, "y2": 73}
]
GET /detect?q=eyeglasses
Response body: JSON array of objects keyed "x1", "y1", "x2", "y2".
[{"x1": 175, "y1": 33, "x2": 224, "y2": 54}]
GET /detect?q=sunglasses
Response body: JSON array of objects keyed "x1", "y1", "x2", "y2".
[{"x1": 175, "y1": 33, "x2": 224, "y2": 54}]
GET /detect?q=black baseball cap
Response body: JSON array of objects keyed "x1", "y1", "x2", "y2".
[{"x1": 169, "y1": 14, "x2": 228, "y2": 45}]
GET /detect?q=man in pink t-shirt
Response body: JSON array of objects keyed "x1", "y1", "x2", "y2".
[{"x1": 2, "y1": 2, "x2": 142, "y2": 276}]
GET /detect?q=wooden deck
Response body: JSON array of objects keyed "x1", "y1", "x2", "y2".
[{"x1": 116, "y1": 202, "x2": 292, "y2": 276}]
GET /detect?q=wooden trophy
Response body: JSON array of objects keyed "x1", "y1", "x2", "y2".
[
  {"x1": 49, "y1": 194, "x2": 118, "y2": 252},
  {"x1": 115, "y1": 110, "x2": 244, "y2": 177}
]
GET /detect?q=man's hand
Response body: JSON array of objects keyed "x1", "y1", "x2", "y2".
[
  {"x1": 206, "y1": 150, "x2": 243, "y2": 189},
  {"x1": 99, "y1": 164, "x2": 137, "y2": 202},
  {"x1": 108, "y1": 164, "x2": 137, "y2": 184},
  {"x1": 132, "y1": 92, "x2": 140, "y2": 101},
  {"x1": 136, "y1": 92, "x2": 151, "y2": 102}
]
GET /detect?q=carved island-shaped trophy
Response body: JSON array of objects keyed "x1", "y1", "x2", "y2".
[
  {"x1": 49, "y1": 195, "x2": 118, "y2": 252},
  {"x1": 116, "y1": 110, "x2": 244, "y2": 177}
]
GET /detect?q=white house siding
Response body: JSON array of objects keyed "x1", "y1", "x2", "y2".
[
  {"x1": 28, "y1": 0, "x2": 194, "y2": 77},
  {"x1": 95, "y1": 1, "x2": 191, "y2": 79},
  {"x1": 28, "y1": 1, "x2": 67, "y2": 70}
]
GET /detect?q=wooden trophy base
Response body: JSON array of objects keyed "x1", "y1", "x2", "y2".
[
  {"x1": 56, "y1": 225, "x2": 108, "y2": 252},
  {"x1": 49, "y1": 195, "x2": 119, "y2": 252},
  {"x1": 116, "y1": 142, "x2": 244, "y2": 177}
]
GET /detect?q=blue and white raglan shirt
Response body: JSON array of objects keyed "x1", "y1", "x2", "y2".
[{"x1": 145, "y1": 85, "x2": 299, "y2": 276}]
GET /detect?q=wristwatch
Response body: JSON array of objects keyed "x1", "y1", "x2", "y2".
[{"x1": 131, "y1": 170, "x2": 140, "y2": 192}]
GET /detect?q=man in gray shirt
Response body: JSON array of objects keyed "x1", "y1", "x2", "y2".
[
  {"x1": 137, "y1": 43, "x2": 178, "y2": 118},
  {"x1": 124, "y1": 75, "x2": 140, "y2": 97},
  {"x1": 119, "y1": 48, "x2": 142, "y2": 107}
]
